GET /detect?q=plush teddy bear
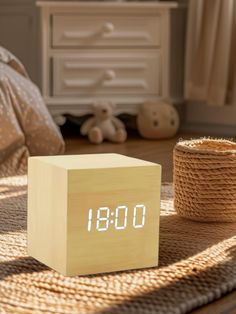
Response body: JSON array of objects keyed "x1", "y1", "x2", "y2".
[
  {"x1": 137, "y1": 101, "x2": 179, "y2": 139},
  {"x1": 80, "y1": 102, "x2": 127, "y2": 144}
]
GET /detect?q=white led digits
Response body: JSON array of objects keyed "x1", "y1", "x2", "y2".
[
  {"x1": 87, "y1": 204, "x2": 146, "y2": 232},
  {"x1": 115, "y1": 206, "x2": 128, "y2": 230},
  {"x1": 133, "y1": 204, "x2": 146, "y2": 228},
  {"x1": 96, "y1": 207, "x2": 110, "y2": 232}
]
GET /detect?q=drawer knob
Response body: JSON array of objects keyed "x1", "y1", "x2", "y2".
[
  {"x1": 102, "y1": 22, "x2": 115, "y2": 34},
  {"x1": 103, "y1": 69, "x2": 116, "y2": 81}
]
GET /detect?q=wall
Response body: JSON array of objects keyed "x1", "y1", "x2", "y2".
[{"x1": 0, "y1": 0, "x2": 40, "y2": 85}]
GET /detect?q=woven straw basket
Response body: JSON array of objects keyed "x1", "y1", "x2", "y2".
[{"x1": 174, "y1": 138, "x2": 236, "y2": 222}]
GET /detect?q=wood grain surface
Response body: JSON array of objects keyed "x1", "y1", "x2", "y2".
[{"x1": 28, "y1": 151, "x2": 161, "y2": 276}]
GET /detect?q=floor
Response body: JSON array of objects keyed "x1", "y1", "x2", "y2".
[
  {"x1": 62, "y1": 125, "x2": 196, "y2": 182},
  {"x1": 63, "y1": 126, "x2": 236, "y2": 314}
]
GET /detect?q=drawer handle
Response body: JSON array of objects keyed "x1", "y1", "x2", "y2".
[
  {"x1": 103, "y1": 69, "x2": 116, "y2": 81},
  {"x1": 101, "y1": 22, "x2": 115, "y2": 35}
]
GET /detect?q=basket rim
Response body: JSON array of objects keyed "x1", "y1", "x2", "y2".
[{"x1": 175, "y1": 138, "x2": 236, "y2": 156}]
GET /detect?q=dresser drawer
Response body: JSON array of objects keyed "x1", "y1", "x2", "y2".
[
  {"x1": 52, "y1": 50, "x2": 161, "y2": 96},
  {"x1": 52, "y1": 14, "x2": 161, "y2": 48}
]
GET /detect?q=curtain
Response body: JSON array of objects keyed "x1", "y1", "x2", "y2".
[{"x1": 185, "y1": 0, "x2": 236, "y2": 106}]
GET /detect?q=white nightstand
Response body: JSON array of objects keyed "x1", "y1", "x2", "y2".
[{"x1": 37, "y1": 1, "x2": 185, "y2": 117}]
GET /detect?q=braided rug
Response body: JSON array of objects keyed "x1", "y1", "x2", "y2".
[
  {"x1": 0, "y1": 150, "x2": 236, "y2": 314},
  {"x1": 174, "y1": 138, "x2": 236, "y2": 222}
]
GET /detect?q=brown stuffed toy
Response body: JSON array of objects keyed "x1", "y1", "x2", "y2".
[
  {"x1": 137, "y1": 101, "x2": 179, "y2": 139},
  {"x1": 80, "y1": 102, "x2": 127, "y2": 144}
]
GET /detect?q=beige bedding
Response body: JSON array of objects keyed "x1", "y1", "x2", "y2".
[{"x1": 0, "y1": 47, "x2": 65, "y2": 173}]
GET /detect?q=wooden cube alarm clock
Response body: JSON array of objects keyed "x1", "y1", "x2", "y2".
[{"x1": 27, "y1": 153, "x2": 161, "y2": 276}]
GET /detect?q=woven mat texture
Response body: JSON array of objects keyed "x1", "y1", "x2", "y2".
[{"x1": 0, "y1": 159, "x2": 236, "y2": 314}]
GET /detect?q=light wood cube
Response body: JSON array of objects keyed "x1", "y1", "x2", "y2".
[{"x1": 27, "y1": 153, "x2": 161, "y2": 276}]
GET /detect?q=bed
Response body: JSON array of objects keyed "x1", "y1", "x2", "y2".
[{"x1": 0, "y1": 47, "x2": 65, "y2": 174}]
